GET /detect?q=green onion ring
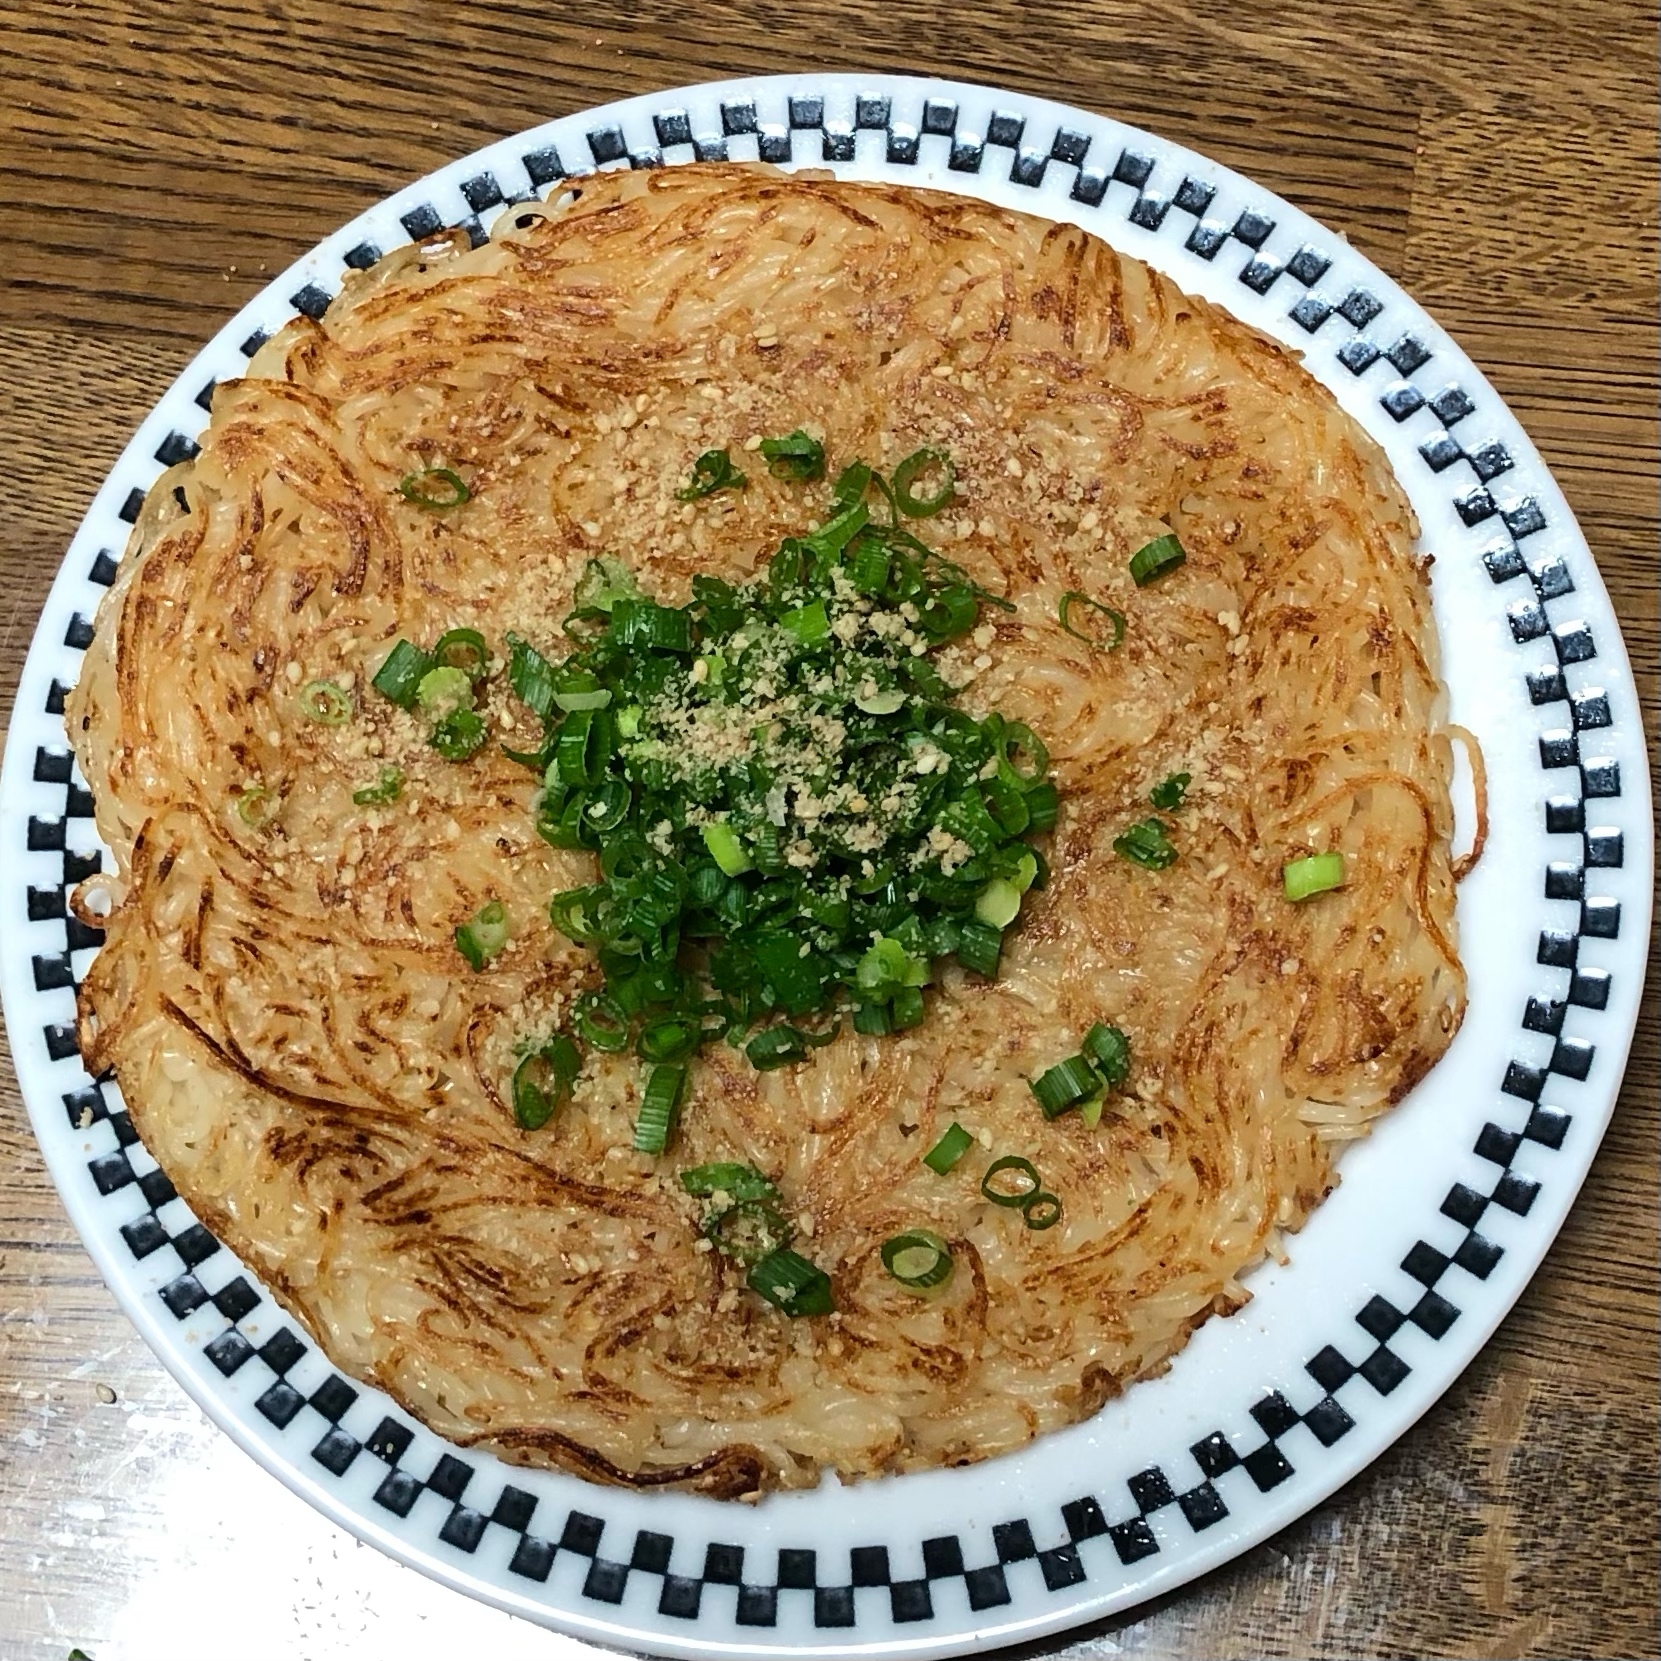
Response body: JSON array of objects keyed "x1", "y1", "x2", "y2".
[
  {"x1": 891, "y1": 447, "x2": 956, "y2": 517},
  {"x1": 398, "y1": 466, "x2": 471, "y2": 509},
  {"x1": 880, "y1": 1228, "x2": 954, "y2": 1289},
  {"x1": 981, "y1": 1155, "x2": 1041, "y2": 1207},
  {"x1": 1022, "y1": 1191, "x2": 1063, "y2": 1230},
  {"x1": 297, "y1": 679, "x2": 352, "y2": 725}
]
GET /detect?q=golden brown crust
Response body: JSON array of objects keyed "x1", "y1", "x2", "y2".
[{"x1": 69, "y1": 164, "x2": 1464, "y2": 1493}]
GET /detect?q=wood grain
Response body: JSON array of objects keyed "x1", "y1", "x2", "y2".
[{"x1": 1, "y1": 2, "x2": 1655, "y2": 1657}]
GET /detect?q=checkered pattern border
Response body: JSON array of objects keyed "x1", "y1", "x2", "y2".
[{"x1": 17, "y1": 85, "x2": 1630, "y2": 1632}]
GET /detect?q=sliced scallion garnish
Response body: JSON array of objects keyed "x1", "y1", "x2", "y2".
[
  {"x1": 512, "y1": 1035, "x2": 581, "y2": 1130},
  {"x1": 981, "y1": 1155, "x2": 1041, "y2": 1207},
  {"x1": 680, "y1": 1162, "x2": 779, "y2": 1202},
  {"x1": 1150, "y1": 771, "x2": 1191, "y2": 810},
  {"x1": 675, "y1": 448, "x2": 748, "y2": 501},
  {"x1": 483, "y1": 441, "x2": 1059, "y2": 1154},
  {"x1": 632, "y1": 1062, "x2": 687, "y2": 1153},
  {"x1": 1284, "y1": 851, "x2": 1346, "y2": 901},
  {"x1": 1129, "y1": 533, "x2": 1186, "y2": 586},
  {"x1": 573, "y1": 554, "x2": 642, "y2": 614},
  {"x1": 1030, "y1": 1055, "x2": 1101, "y2": 1119},
  {"x1": 432, "y1": 627, "x2": 489, "y2": 679},
  {"x1": 398, "y1": 467, "x2": 471, "y2": 509},
  {"x1": 759, "y1": 429, "x2": 825, "y2": 483},
  {"x1": 415, "y1": 665, "x2": 474, "y2": 716},
  {"x1": 706, "y1": 1198, "x2": 794, "y2": 1264},
  {"x1": 1022, "y1": 1191, "x2": 1063, "y2": 1230},
  {"x1": 370, "y1": 638, "x2": 433, "y2": 708},
  {"x1": 1112, "y1": 817, "x2": 1178, "y2": 870},
  {"x1": 891, "y1": 447, "x2": 955, "y2": 517},
  {"x1": 454, "y1": 899, "x2": 509, "y2": 971},
  {"x1": 235, "y1": 785, "x2": 273, "y2": 826},
  {"x1": 352, "y1": 765, "x2": 403, "y2": 806},
  {"x1": 430, "y1": 708, "x2": 488, "y2": 760},
  {"x1": 881, "y1": 1228, "x2": 953, "y2": 1289},
  {"x1": 747, "y1": 1247, "x2": 834, "y2": 1316},
  {"x1": 922, "y1": 1121, "x2": 975, "y2": 1174},
  {"x1": 298, "y1": 679, "x2": 352, "y2": 725},
  {"x1": 701, "y1": 821, "x2": 752, "y2": 876},
  {"x1": 1082, "y1": 1022, "x2": 1131, "y2": 1087},
  {"x1": 975, "y1": 877, "x2": 1022, "y2": 929}
]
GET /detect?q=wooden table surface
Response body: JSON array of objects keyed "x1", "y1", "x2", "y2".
[{"x1": 1, "y1": 2, "x2": 1655, "y2": 1657}]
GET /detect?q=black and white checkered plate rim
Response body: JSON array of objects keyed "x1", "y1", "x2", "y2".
[{"x1": 0, "y1": 74, "x2": 1650, "y2": 1660}]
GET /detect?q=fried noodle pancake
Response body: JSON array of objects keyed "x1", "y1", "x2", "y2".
[{"x1": 69, "y1": 165, "x2": 1467, "y2": 1497}]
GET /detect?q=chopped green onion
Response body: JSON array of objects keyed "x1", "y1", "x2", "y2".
[
  {"x1": 891, "y1": 447, "x2": 955, "y2": 517},
  {"x1": 1000, "y1": 722, "x2": 1049, "y2": 781},
  {"x1": 430, "y1": 708, "x2": 488, "y2": 760},
  {"x1": 1058, "y1": 591, "x2": 1126, "y2": 652},
  {"x1": 548, "y1": 885, "x2": 605, "y2": 944},
  {"x1": 681, "y1": 1162, "x2": 779, "y2": 1202},
  {"x1": 747, "y1": 1247, "x2": 834, "y2": 1316},
  {"x1": 981, "y1": 1155, "x2": 1041, "y2": 1207},
  {"x1": 1030, "y1": 1054, "x2": 1102, "y2": 1118},
  {"x1": 1150, "y1": 771, "x2": 1191, "y2": 811},
  {"x1": 432, "y1": 627, "x2": 489, "y2": 680},
  {"x1": 1113, "y1": 817, "x2": 1178, "y2": 870},
  {"x1": 555, "y1": 686, "x2": 612, "y2": 712},
  {"x1": 638, "y1": 1014, "x2": 701, "y2": 1063},
  {"x1": 759, "y1": 429, "x2": 826, "y2": 482},
  {"x1": 416, "y1": 665, "x2": 474, "y2": 716},
  {"x1": 371, "y1": 639, "x2": 433, "y2": 708},
  {"x1": 881, "y1": 1228, "x2": 954, "y2": 1289},
  {"x1": 398, "y1": 467, "x2": 470, "y2": 509},
  {"x1": 1082, "y1": 1022, "x2": 1131, "y2": 1086},
  {"x1": 779, "y1": 599, "x2": 830, "y2": 643},
  {"x1": 632, "y1": 1062, "x2": 687, "y2": 1153},
  {"x1": 857, "y1": 936, "x2": 930, "y2": 997},
  {"x1": 800, "y1": 499, "x2": 868, "y2": 558},
  {"x1": 583, "y1": 778, "x2": 632, "y2": 832},
  {"x1": 853, "y1": 1002, "x2": 892, "y2": 1036},
  {"x1": 352, "y1": 766, "x2": 403, "y2": 806},
  {"x1": 1284, "y1": 850, "x2": 1346, "y2": 901},
  {"x1": 1024, "y1": 782, "x2": 1060, "y2": 833},
  {"x1": 706, "y1": 1198, "x2": 794, "y2": 1264},
  {"x1": 610, "y1": 598, "x2": 693, "y2": 653},
  {"x1": 890, "y1": 985, "x2": 925, "y2": 1029},
  {"x1": 298, "y1": 679, "x2": 352, "y2": 725},
  {"x1": 235, "y1": 784, "x2": 274, "y2": 826},
  {"x1": 1022, "y1": 1191, "x2": 1063, "y2": 1230},
  {"x1": 702, "y1": 822, "x2": 752, "y2": 877},
  {"x1": 575, "y1": 993, "x2": 630, "y2": 1052},
  {"x1": 975, "y1": 877, "x2": 1022, "y2": 929},
  {"x1": 1079, "y1": 1093, "x2": 1107, "y2": 1130},
  {"x1": 512, "y1": 1035, "x2": 581, "y2": 1130},
  {"x1": 675, "y1": 448, "x2": 748, "y2": 501},
  {"x1": 554, "y1": 707, "x2": 613, "y2": 785},
  {"x1": 1129, "y1": 533, "x2": 1186, "y2": 586},
  {"x1": 745, "y1": 1024, "x2": 808, "y2": 1070},
  {"x1": 573, "y1": 554, "x2": 641, "y2": 614},
  {"x1": 832, "y1": 460, "x2": 873, "y2": 510},
  {"x1": 954, "y1": 919, "x2": 1004, "y2": 978},
  {"x1": 506, "y1": 632, "x2": 557, "y2": 719},
  {"x1": 854, "y1": 686, "x2": 906, "y2": 715},
  {"x1": 454, "y1": 899, "x2": 509, "y2": 971},
  {"x1": 493, "y1": 444, "x2": 1064, "y2": 1110},
  {"x1": 922, "y1": 1121, "x2": 975, "y2": 1174}
]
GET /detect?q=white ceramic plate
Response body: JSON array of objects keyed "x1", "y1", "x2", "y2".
[{"x1": 1, "y1": 73, "x2": 1650, "y2": 1660}]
